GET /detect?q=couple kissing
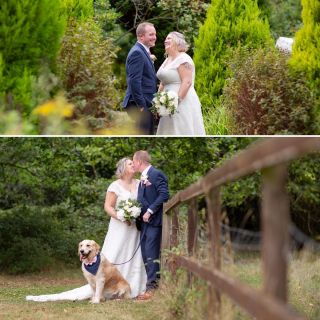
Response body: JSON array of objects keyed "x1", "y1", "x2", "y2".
[{"x1": 26, "y1": 150, "x2": 169, "y2": 302}]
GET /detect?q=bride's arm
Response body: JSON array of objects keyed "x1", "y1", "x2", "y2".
[
  {"x1": 104, "y1": 191, "x2": 118, "y2": 219},
  {"x1": 158, "y1": 82, "x2": 164, "y2": 92},
  {"x1": 177, "y1": 62, "x2": 193, "y2": 102}
]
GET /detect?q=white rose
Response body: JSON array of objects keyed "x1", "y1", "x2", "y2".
[
  {"x1": 130, "y1": 206, "x2": 141, "y2": 218},
  {"x1": 124, "y1": 205, "x2": 130, "y2": 211},
  {"x1": 159, "y1": 105, "x2": 170, "y2": 116},
  {"x1": 167, "y1": 91, "x2": 178, "y2": 107}
]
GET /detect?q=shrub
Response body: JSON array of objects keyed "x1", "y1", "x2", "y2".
[
  {"x1": 289, "y1": 0, "x2": 320, "y2": 92},
  {"x1": 259, "y1": 0, "x2": 302, "y2": 39},
  {"x1": 0, "y1": 0, "x2": 66, "y2": 114},
  {"x1": 0, "y1": 206, "x2": 64, "y2": 273},
  {"x1": 60, "y1": 0, "x2": 94, "y2": 20},
  {"x1": 223, "y1": 47, "x2": 318, "y2": 134},
  {"x1": 193, "y1": 0, "x2": 273, "y2": 112},
  {"x1": 58, "y1": 18, "x2": 120, "y2": 131}
]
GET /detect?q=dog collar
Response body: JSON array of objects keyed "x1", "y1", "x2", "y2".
[{"x1": 84, "y1": 253, "x2": 101, "y2": 275}]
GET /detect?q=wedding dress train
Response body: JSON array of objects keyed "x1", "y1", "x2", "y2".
[{"x1": 26, "y1": 179, "x2": 147, "y2": 302}]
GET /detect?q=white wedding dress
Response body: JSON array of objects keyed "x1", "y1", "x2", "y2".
[
  {"x1": 26, "y1": 179, "x2": 147, "y2": 302},
  {"x1": 156, "y1": 52, "x2": 206, "y2": 135}
]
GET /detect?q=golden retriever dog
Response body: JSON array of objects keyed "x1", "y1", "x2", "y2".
[{"x1": 78, "y1": 239, "x2": 131, "y2": 303}]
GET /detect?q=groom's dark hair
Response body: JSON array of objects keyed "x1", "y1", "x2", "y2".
[
  {"x1": 134, "y1": 150, "x2": 151, "y2": 163},
  {"x1": 136, "y1": 22, "x2": 154, "y2": 37}
]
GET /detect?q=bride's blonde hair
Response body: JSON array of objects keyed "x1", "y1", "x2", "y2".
[
  {"x1": 168, "y1": 31, "x2": 189, "y2": 52},
  {"x1": 116, "y1": 157, "x2": 131, "y2": 178}
]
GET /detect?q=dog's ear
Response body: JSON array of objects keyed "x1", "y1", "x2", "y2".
[
  {"x1": 78, "y1": 241, "x2": 82, "y2": 255},
  {"x1": 94, "y1": 241, "x2": 100, "y2": 253}
]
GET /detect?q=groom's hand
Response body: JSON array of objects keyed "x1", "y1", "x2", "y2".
[{"x1": 143, "y1": 212, "x2": 151, "y2": 222}]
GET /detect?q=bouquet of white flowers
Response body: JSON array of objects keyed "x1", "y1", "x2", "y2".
[
  {"x1": 116, "y1": 198, "x2": 141, "y2": 223},
  {"x1": 151, "y1": 90, "x2": 178, "y2": 116}
]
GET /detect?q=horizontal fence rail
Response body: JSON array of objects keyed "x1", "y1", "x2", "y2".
[{"x1": 161, "y1": 137, "x2": 320, "y2": 320}]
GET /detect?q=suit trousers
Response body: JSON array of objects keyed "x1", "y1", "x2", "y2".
[
  {"x1": 140, "y1": 223, "x2": 162, "y2": 290},
  {"x1": 126, "y1": 103, "x2": 154, "y2": 135}
]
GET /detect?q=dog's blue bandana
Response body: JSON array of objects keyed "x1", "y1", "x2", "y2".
[{"x1": 84, "y1": 253, "x2": 101, "y2": 275}]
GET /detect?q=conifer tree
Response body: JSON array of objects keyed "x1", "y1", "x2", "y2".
[
  {"x1": 193, "y1": 0, "x2": 272, "y2": 111},
  {"x1": 289, "y1": 0, "x2": 320, "y2": 90},
  {"x1": 0, "y1": 0, "x2": 66, "y2": 112}
]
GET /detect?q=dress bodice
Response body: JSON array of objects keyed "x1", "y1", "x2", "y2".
[
  {"x1": 107, "y1": 179, "x2": 140, "y2": 207},
  {"x1": 156, "y1": 53, "x2": 195, "y2": 87}
]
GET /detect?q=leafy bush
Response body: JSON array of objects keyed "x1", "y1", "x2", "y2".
[
  {"x1": 259, "y1": 0, "x2": 302, "y2": 39},
  {"x1": 60, "y1": 0, "x2": 94, "y2": 20},
  {"x1": 0, "y1": 0, "x2": 66, "y2": 114},
  {"x1": 193, "y1": 0, "x2": 273, "y2": 112},
  {"x1": 288, "y1": 154, "x2": 320, "y2": 238},
  {"x1": 223, "y1": 47, "x2": 318, "y2": 134},
  {"x1": 58, "y1": 18, "x2": 121, "y2": 131},
  {"x1": 0, "y1": 206, "x2": 64, "y2": 273},
  {"x1": 289, "y1": 0, "x2": 320, "y2": 92}
]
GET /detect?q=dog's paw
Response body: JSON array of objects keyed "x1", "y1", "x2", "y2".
[{"x1": 90, "y1": 297, "x2": 100, "y2": 304}]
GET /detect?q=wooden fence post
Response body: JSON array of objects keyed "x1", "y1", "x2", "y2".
[
  {"x1": 188, "y1": 198, "x2": 198, "y2": 256},
  {"x1": 187, "y1": 198, "x2": 198, "y2": 285},
  {"x1": 169, "y1": 205, "x2": 180, "y2": 275},
  {"x1": 206, "y1": 187, "x2": 222, "y2": 319},
  {"x1": 261, "y1": 164, "x2": 289, "y2": 302},
  {"x1": 161, "y1": 209, "x2": 172, "y2": 271}
]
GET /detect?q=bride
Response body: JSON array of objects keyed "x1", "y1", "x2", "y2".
[
  {"x1": 156, "y1": 31, "x2": 206, "y2": 136},
  {"x1": 26, "y1": 158, "x2": 147, "y2": 302}
]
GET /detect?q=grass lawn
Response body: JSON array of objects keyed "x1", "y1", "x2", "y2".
[
  {"x1": 0, "y1": 268, "x2": 164, "y2": 320},
  {"x1": 228, "y1": 251, "x2": 320, "y2": 320},
  {"x1": 1, "y1": 251, "x2": 319, "y2": 320}
]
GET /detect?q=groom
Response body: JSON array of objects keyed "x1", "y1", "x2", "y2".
[
  {"x1": 123, "y1": 22, "x2": 157, "y2": 135},
  {"x1": 133, "y1": 150, "x2": 169, "y2": 300}
]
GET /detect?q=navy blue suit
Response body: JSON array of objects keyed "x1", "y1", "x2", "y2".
[
  {"x1": 137, "y1": 166, "x2": 169, "y2": 290},
  {"x1": 123, "y1": 42, "x2": 157, "y2": 135}
]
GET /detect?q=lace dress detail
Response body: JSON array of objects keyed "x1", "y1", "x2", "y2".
[
  {"x1": 156, "y1": 53, "x2": 206, "y2": 135},
  {"x1": 26, "y1": 179, "x2": 146, "y2": 302}
]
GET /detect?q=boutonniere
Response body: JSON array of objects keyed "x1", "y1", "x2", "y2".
[
  {"x1": 150, "y1": 54, "x2": 157, "y2": 64},
  {"x1": 141, "y1": 174, "x2": 152, "y2": 186}
]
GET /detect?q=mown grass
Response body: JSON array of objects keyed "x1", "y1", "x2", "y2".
[
  {"x1": 0, "y1": 268, "x2": 163, "y2": 320},
  {"x1": 1, "y1": 251, "x2": 319, "y2": 320}
]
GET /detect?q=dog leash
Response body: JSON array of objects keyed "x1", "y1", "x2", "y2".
[{"x1": 111, "y1": 223, "x2": 148, "y2": 266}]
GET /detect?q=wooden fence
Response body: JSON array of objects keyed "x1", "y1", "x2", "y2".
[{"x1": 161, "y1": 137, "x2": 320, "y2": 320}]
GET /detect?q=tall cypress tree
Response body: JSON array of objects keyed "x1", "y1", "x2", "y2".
[
  {"x1": 289, "y1": 0, "x2": 320, "y2": 90},
  {"x1": 193, "y1": 0, "x2": 272, "y2": 111},
  {"x1": 0, "y1": 0, "x2": 66, "y2": 112}
]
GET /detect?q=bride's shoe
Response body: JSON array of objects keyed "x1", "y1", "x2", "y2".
[{"x1": 135, "y1": 290, "x2": 154, "y2": 301}]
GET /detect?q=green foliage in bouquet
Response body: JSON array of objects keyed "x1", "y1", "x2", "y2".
[
  {"x1": 193, "y1": 0, "x2": 273, "y2": 112},
  {"x1": 0, "y1": 0, "x2": 65, "y2": 114},
  {"x1": 57, "y1": 18, "x2": 121, "y2": 131},
  {"x1": 289, "y1": 0, "x2": 320, "y2": 92},
  {"x1": 223, "y1": 47, "x2": 318, "y2": 134}
]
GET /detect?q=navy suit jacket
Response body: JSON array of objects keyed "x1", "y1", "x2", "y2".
[
  {"x1": 123, "y1": 42, "x2": 157, "y2": 110},
  {"x1": 137, "y1": 166, "x2": 169, "y2": 227}
]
